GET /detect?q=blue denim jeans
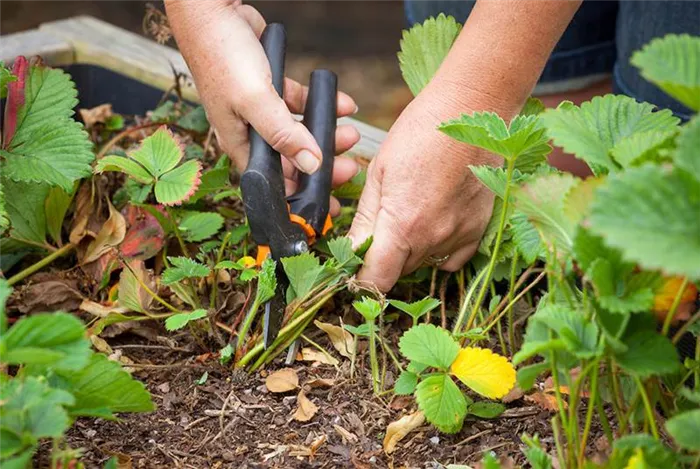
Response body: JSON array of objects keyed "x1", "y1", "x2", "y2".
[{"x1": 404, "y1": 1, "x2": 700, "y2": 120}]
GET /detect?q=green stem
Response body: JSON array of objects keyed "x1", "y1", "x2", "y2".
[
  {"x1": 368, "y1": 319, "x2": 380, "y2": 395},
  {"x1": 378, "y1": 336, "x2": 403, "y2": 372},
  {"x1": 301, "y1": 334, "x2": 339, "y2": 369},
  {"x1": 607, "y1": 360, "x2": 626, "y2": 435},
  {"x1": 466, "y1": 158, "x2": 516, "y2": 331},
  {"x1": 552, "y1": 416, "x2": 567, "y2": 469},
  {"x1": 482, "y1": 271, "x2": 546, "y2": 333},
  {"x1": 578, "y1": 359, "x2": 600, "y2": 468},
  {"x1": 236, "y1": 299, "x2": 260, "y2": 353},
  {"x1": 507, "y1": 251, "x2": 519, "y2": 357},
  {"x1": 452, "y1": 267, "x2": 487, "y2": 335},
  {"x1": 662, "y1": 277, "x2": 689, "y2": 336},
  {"x1": 7, "y1": 243, "x2": 75, "y2": 286},
  {"x1": 596, "y1": 388, "x2": 614, "y2": 445},
  {"x1": 121, "y1": 258, "x2": 182, "y2": 315},
  {"x1": 209, "y1": 231, "x2": 232, "y2": 309},
  {"x1": 237, "y1": 291, "x2": 335, "y2": 369},
  {"x1": 549, "y1": 349, "x2": 569, "y2": 437},
  {"x1": 634, "y1": 376, "x2": 659, "y2": 440},
  {"x1": 249, "y1": 309, "x2": 317, "y2": 372},
  {"x1": 166, "y1": 206, "x2": 189, "y2": 256}
]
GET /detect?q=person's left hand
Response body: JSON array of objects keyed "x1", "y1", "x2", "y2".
[{"x1": 348, "y1": 80, "x2": 503, "y2": 292}]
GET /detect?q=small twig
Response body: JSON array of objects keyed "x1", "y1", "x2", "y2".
[
  {"x1": 426, "y1": 267, "x2": 438, "y2": 323},
  {"x1": 439, "y1": 272, "x2": 450, "y2": 329},
  {"x1": 113, "y1": 344, "x2": 192, "y2": 353},
  {"x1": 451, "y1": 429, "x2": 492, "y2": 448}
]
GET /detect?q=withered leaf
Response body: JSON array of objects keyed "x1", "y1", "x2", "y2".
[
  {"x1": 300, "y1": 347, "x2": 339, "y2": 366},
  {"x1": 120, "y1": 205, "x2": 165, "y2": 260},
  {"x1": 293, "y1": 390, "x2": 318, "y2": 422},
  {"x1": 314, "y1": 320, "x2": 355, "y2": 358},
  {"x1": 383, "y1": 410, "x2": 425, "y2": 454},
  {"x1": 265, "y1": 368, "x2": 299, "y2": 393},
  {"x1": 83, "y1": 199, "x2": 126, "y2": 264}
]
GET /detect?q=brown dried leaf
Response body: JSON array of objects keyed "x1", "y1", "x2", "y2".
[
  {"x1": 80, "y1": 299, "x2": 130, "y2": 318},
  {"x1": 265, "y1": 368, "x2": 299, "y2": 393},
  {"x1": 300, "y1": 347, "x2": 339, "y2": 366},
  {"x1": 83, "y1": 200, "x2": 126, "y2": 264},
  {"x1": 383, "y1": 410, "x2": 425, "y2": 454},
  {"x1": 305, "y1": 378, "x2": 336, "y2": 389},
  {"x1": 79, "y1": 103, "x2": 113, "y2": 129},
  {"x1": 293, "y1": 390, "x2": 318, "y2": 422},
  {"x1": 525, "y1": 391, "x2": 567, "y2": 411},
  {"x1": 69, "y1": 183, "x2": 95, "y2": 245},
  {"x1": 314, "y1": 320, "x2": 355, "y2": 358},
  {"x1": 16, "y1": 279, "x2": 83, "y2": 314},
  {"x1": 502, "y1": 385, "x2": 525, "y2": 403}
]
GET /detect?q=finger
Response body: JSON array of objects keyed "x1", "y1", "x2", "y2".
[
  {"x1": 440, "y1": 243, "x2": 478, "y2": 272},
  {"x1": 335, "y1": 125, "x2": 361, "y2": 155},
  {"x1": 332, "y1": 156, "x2": 360, "y2": 187},
  {"x1": 236, "y1": 4, "x2": 266, "y2": 36},
  {"x1": 347, "y1": 160, "x2": 382, "y2": 249},
  {"x1": 329, "y1": 196, "x2": 341, "y2": 217},
  {"x1": 357, "y1": 209, "x2": 411, "y2": 292},
  {"x1": 241, "y1": 89, "x2": 323, "y2": 174},
  {"x1": 284, "y1": 79, "x2": 358, "y2": 117}
]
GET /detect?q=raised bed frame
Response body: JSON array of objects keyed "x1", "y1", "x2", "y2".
[{"x1": 0, "y1": 15, "x2": 387, "y2": 160}]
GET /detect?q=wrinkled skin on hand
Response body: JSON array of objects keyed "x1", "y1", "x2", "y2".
[
  {"x1": 164, "y1": 0, "x2": 361, "y2": 215},
  {"x1": 348, "y1": 82, "x2": 501, "y2": 292}
]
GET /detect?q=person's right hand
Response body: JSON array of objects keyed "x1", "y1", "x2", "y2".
[{"x1": 164, "y1": 0, "x2": 361, "y2": 212}]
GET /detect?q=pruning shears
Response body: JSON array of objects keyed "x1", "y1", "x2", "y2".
[{"x1": 239, "y1": 23, "x2": 337, "y2": 349}]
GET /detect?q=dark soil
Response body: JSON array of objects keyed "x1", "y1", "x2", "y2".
[{"x1": 34, "y1": 326, "x2": 605, "y2": 469}]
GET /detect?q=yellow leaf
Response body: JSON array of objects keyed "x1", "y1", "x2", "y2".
[
  {"x1": 265, "y1": 368, "x2": 299, "y2": 393},
  {"x1": 450, "y1": 347, "x2": 516, "y2": 399},
  {"x1": 652, "y1": 276, "x2": 697, "y2": 324},
  {"x1": 624, "y1": 448, "x2": 646, "y2": 469},
  {"x1": 314, "y1": 320, "x2": 355, "y2": 358},
  {"x1": 293, "y1": 390, "x2": 318, "y2": 422},
  {"x1": 240, "y1": 256, "x2": 256, "y2": 269},
  {"x1": 383, "y1": 410, "x2": 425, "y2": 454}
]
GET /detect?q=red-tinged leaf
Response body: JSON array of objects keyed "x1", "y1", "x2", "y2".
[
  {"x1": 120, "y1": 205, "x2": 165, "y2": 260},
  {"x1": 2, "y1": 56, "x2": 28, "y2": 148}
]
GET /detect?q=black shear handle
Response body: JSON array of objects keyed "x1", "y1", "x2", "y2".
[{"x1": 288, "y1": 70, "x2": 338, "y2": 235}]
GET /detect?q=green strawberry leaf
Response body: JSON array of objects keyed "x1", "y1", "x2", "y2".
[
  {"x1": 610, "y1": 130, "x2": 677, "y2": 167},
  {"x1": 353, "y1": 297, "x2": 384, "y2": 322},
  {"x1": 589, "y1": 166, "x2": 700, "y2": 280},
  {"x1": 674, "y1": 115, "x2": 700, "y2": 178},
  {"x1": 439, "y1": 112, "x2": 549, "y2": 162},
  {"x1": 631, "y1": 34, "x2": 700, "y2": 111},
  {"x1": 541, "y1": 95, "x2": 680, "y2": 175},
  {"x1": 615, "y1": 330, "x2": 679, "y2": 378},
  {"x1": 468, "y1": 401, "x2": 506, "y2": 419},
  {"x1": 511, "y1": 211, "x2": 544, "y2": 264},
  {"x1": 398, "y1": 324, "x2": 459, "y2": 369},
  {"x1": 178, "y1": 211, "x2": 224, "y2": 242},
  {"x1": 44, "y1": 185, "x2": 75, "y2": 246},
  {"x1": 535, "y1": 304, "x2": 600, "y2": 359},
  {"x1": 255, "y1": 258, "x2": 277, "y2": 305},
  {"x1": 588, "y1": 258, "x2": 656, "y2": 314},
  {"x1": 1, "y1": 61, "x2": 94, "y2": 191},
  {"x1": 161, "y1": 256, "x2": 211, "y2": 285},
  {"x1": 128, "y1": 127, "x2": 183, "y2": 178},
  {"x1": 154, "y1": 159, "x2": 202, "y2": 206},
  {"x1": 281, "y1": 252, "x2": 325, "y2": 300},
  {"x1": 0, "y1": 312, "x2": 90, "y2": 370},
  {"x1": 1, "y1": 178, "x2": 49, "y2": 247},
  {"x1": 415, "y1": 373, "x2": 468, "y2": 433},
  {"x1": 95, "y1": 155, "x2": 154, "y2": 184},
  {"x1": 513, "y1": 173, "x2": 579, "y2": 258},
  {"x1": 394, "y1": 370, "x2": 419, "y2": 395},
  {"x1": 0, "y1": 61, "x2": 16, "y2": 98},
  {"x1": 389, "y1": 297, "x2": 441, "y2": 322},
  {"x1": 327, "y1": 237, "x2": 362, "y2": 273},
  {"x1": 54, "y1": 352, "x2": 154, "y2": 417},
  {"x1": 665, "y1": 409, "x2": 700, "y2": 451},
  {"x1": 165, "y1": 309, "x2": 208, "y2": 331},
  {"x1": 398, "y1": 13, "x2": 462, "y2": 96}
]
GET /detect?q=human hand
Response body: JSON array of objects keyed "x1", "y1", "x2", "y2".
[
  {"x1": 347, "y1": 81, "x2": 503, "y2": 292},
  {"x1": 164, "y1": 0, "x2": 361, "y2": 214}
]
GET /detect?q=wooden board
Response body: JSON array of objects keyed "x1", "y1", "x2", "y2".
[{"x1": 1, "y1": 15, "x2": 387, "y2": 160}]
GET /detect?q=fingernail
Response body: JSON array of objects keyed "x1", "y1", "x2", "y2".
[
  {"x1": 294, "y1": 149, "x2": 321, "y2": 174},
  {"x1": 353, "y1": 105, "x2": 360, "y2": 115}
]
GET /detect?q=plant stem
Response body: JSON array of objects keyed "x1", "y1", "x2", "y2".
[
  {"x1": 482, "y1": 271, "x2": 546, "y2": 333},
  {"x1": 378, "y1": 336, "x2": 403, "y2": 372},
  {"x1": 607, "y1": 360, "x2": 626, "y2": 435},
  {"x1": 453, "y1": 267, "x2": 487, "y2": 335},
  {"x1": 662, "y1": 277, "x2": 689, "y2": 336},
  {"x1": 301, "y1": 334, "x2": 339, "y2": 369},
  {"x1": 236, "y1": 300, "x2": 260, "y2": 353},
  {"x1": 506, "y1": 252, "x2": 519, "y2": 357},
  {"x1": 552, "y1": 416, "x2": 567, "y2": 469},
  {"x1": 426, "y1": 267, "x2": 437, "y2": 323},
  {"x1": 466, "y1": 158, "x2": 515, "y2": 331},
  {"x1": 121, "y1": 258, "x2": 182, "y2": 315},
  {"x1": 578, "y1": 359, "x2": 600, "y2": 468},
  {"x1": 210, "y1": 231, "x2": 232, "y2": 308},
  {"x1": 7, "y1": 243, "x2": 76, "y2": 286},
  {"x1": 634, "y1": 376, "x2": 659, "y2": 440},
  {"x1": 368, "y1": 318, "x2": 380, "y2": 395},
  {"x1": 166, "y1": 206, "x2": 189, "y2": 256},
  {"x1": 237, "y1": 291, "x2": 335, "y2": 369}
]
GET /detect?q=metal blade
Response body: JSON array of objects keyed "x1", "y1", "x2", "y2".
[{"x1": 262, "y1": 264, "x2": 290, "y2": 349}]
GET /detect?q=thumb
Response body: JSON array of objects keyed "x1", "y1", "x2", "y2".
[
  {"x1": 348, "y1": 162, "x2": 382, "y2": 249},
  {"x1": 243, "y1": 88, "x2": 322, "y2": 174}
]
